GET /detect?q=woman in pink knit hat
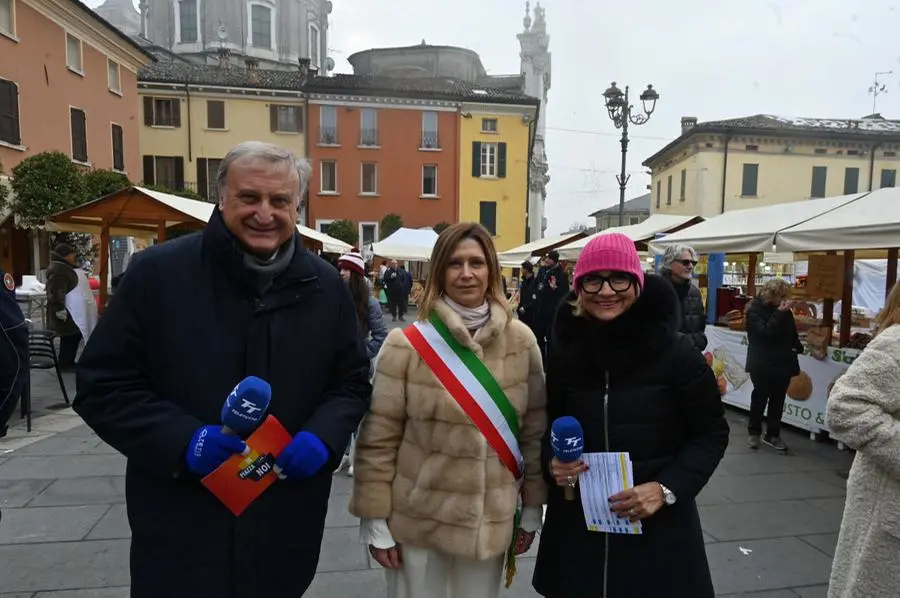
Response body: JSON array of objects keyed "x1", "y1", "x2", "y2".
[{"x1": 532, "y1": 232, "x2": 729, "y2": 598}]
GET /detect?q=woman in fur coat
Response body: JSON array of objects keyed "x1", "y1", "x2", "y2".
[
  {"x1": 350, "y1": 222, "x2": 547, "y2": 598},
  {"x1": 826, "y1": 282, "x2": 900, "y2": 598},
  {"x1": 532, "y1": 233, "x2": 730, "y2": 598}
]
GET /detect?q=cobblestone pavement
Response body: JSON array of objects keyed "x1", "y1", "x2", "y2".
[{"x1": 0, "y1": 315, "x2": 850, "y2": 596}]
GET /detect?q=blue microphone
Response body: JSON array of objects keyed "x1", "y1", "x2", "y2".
[
  {"x1": 551, "y1": 416, "x2": 584, "y2": 501},
  {"x1": 221, "y1": 376, "x2": 272, "y2": 441}
]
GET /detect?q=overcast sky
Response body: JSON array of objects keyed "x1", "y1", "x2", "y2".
[{"x1": 93, "y1": 0, "x2": 900, "y2": 235}]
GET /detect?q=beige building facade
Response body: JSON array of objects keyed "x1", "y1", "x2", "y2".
[{"x1": 644, "y1": 115, "x2": 900, "y2": 218}]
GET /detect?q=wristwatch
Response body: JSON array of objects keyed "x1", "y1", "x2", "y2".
[{"x1": 660, "y1": 483, "x2": 677, "y2": 506}]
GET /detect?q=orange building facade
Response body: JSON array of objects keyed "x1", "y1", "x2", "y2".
[
  {"x1": 306, "y1": 89, "x2": 459, "y2": 248},
  {"x1": 0, "y1": 0, "x2": 153, "y2": 173},
  {"x1": 0, "y1": 0, "x2": 153, "y2": 277}
]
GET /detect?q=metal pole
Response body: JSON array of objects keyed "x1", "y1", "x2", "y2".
[{"x1": 616, "y1": 86, "x2": 631, "y2": 227}]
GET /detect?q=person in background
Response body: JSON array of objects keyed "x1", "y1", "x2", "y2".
[
  {"x1": 383, "y1": 260, "x2": 409, "y2": 322},
  {"x1": 533, "y1": 250, "x2": 569, "y2": 358},
  {"x1": 517, "y1": 261, "x2": 537, "y2": 330},
  {"x1": 45, "y1": 243, "x2": 81, "y2": 370},
  {"x1": 744, "y1": 277, "x2": 803, "y2": 452},
  {"x1": 334, "y1": 250, "x2": 388, "y2": 476},
  {"x1": 826, "y1": 281, "x2": 900, "y2": 598},
  {"x1": 72, "y1": 141, "x2": 372, "y2": 597},
  {"x1": 0, "y1": 269, "x2": 27, "y2": 440},
  {"x1": 660, "y1": 244, "x2": 708, "y2": 351},
  {"x1": 351, "y1": 222, "x2": 547, "y2": 598},
  {"x1": 532, "y1": 233, "x2": 728, "y2": 598}
]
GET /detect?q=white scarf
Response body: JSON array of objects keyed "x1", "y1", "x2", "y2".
[{"x1": 443, "y1": 296, "x2": 491, "y2": 331}]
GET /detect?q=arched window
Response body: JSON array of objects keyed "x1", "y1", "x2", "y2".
[{"x1": 249, "y1": 2, "x2": 273, "y2": 49}]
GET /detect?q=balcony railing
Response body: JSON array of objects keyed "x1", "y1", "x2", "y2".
[
  {"x1": 319, "y1": 126, "x2": 338, "y2": 145},
  {"x1": 421, "y1": 132, "x2": 440, "y2": 149},
  {"x1": 360, "y1": 128, "x2": 378, "y2": 147}
]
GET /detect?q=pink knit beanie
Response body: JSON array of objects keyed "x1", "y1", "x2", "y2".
[{"x1": 573, "y1": 232, "x2": 644, "y2": 291}]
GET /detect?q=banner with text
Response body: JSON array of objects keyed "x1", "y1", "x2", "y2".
[{"x1": 705, "y1": 327, "x2": 861, "y2": 434}]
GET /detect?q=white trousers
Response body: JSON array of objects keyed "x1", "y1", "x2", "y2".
[{"x1": 385, "y1": 545, "x2": 504, "y2": 598}]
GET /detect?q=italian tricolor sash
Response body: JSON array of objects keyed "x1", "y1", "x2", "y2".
[
  {"x1": 403, "y1": 312, "x2": 526, "y2": 588},
  {"x1": 403, "y1": 313, "x2": 524, "y2": 480}
]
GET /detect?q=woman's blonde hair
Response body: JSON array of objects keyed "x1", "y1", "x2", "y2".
[
  {"x1": 758, "y1": 277, "x2": 791, "y2": 304},
  {"x1": 874, "y1": 281, "x2": 900, "y2": 337},
  {"x1": 417, "y1": 222, "x2": 510, "y2": 319}
]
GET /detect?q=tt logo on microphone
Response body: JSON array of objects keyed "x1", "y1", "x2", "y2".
[
  {"x1": 565, "y1": 437, "x2": 582, "y2": 448},
  {"x1": 241, "y1": 399, "x2": 262, "y2": 415}
]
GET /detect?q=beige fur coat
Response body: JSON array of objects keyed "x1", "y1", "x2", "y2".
[
  {"x1": 350, "y1": 299, "x2": 547, "y2": 560},
  {"x1": 826, "y1": 324, "x2": 900, "y2": 598}
]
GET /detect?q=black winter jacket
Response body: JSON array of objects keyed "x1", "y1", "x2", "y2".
[
  {"x1": 670, "y1": 277, "x2": 708, "y2": 351},
  {"x1": 73, "y1": 210, "x2": 372, "y2": 598},
  {"x1": 532, "y1": 275, "x2": 729, "y2": 598},
  {"x1": 745, "y1": 298, "x2": 803, "y2": 379}
]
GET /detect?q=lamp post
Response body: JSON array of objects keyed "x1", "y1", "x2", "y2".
[{"x1": 602, "y1": 82, "x2": 660, "y2": 226}]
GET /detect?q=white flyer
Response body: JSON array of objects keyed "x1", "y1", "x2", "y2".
[{"x1": 578, "y1": 452, "x2": 642, "y2": 535}]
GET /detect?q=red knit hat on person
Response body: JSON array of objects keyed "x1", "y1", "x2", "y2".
[
  {"x1": 573, "y1": 232, "x2": 645, "y2": 291},
  {"x1": 337, "y1": 252, "x2": 366, "y2": 277}
]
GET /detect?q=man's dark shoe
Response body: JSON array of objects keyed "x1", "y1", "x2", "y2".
[
  {"x1": 763, "y1": 435, "x2": 787, "y2": 452},
  {"x1": 747, "y1": 435, "x2": 760, "y2": 450}
]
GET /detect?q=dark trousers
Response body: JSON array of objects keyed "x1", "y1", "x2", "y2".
[
  {"x1": 388, "y1": 293, "x2": 407, "y2": 319},
  {"x1": 58, "y1": 332, "x2": 82, "y2": 368},
  {"x1": 748, "y1": 372, "x2": 791, "y2": 438}
]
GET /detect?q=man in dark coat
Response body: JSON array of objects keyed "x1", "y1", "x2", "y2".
[
  {"x1": 45, "y1": 243, "x2": 81, "y2": 369},
  {"x1": 382, "y1": 260, "x2": 409, "y2": 322},
  {"x1": 73, "y1": 141, "x2": 372, "y2": 598},
  {"x1": 516, "y1": 260, "x2": 537, "y2": 329},
  {"x1": 533, "y1": 250, "x2": 569, "y2": 358},
  {"x1": 659, "y1": 244, "x2": 708, "y2": 351},
  {"x1": 1, "y1": 269, "x2": 27, "y2": 439}
]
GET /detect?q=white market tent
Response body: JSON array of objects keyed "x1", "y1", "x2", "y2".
[
  {"x1": 648, "y1": 192, "x2": 867, "y2": 255},
  {"x1": 497, "y1": 231, "x2": 587, "y2": 266},
  {"x1": 557, "y1": 214, "x2": 700, "y2": 261},
  {"x1": 371, "y1": 227, "x2": 439, "y2": 262},
  {"x1": 777, "y1": 187, "x2": 900, "y2": 251}
]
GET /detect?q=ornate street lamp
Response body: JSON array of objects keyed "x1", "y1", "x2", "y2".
[{"x1": 602, "y1": 82, "x2": 660, "y2": 226}]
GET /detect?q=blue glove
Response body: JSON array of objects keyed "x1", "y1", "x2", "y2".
[
  {"x1": 273, "y1": 431, "x2": 330, "y2": 480},
  {"x1": 185, "y1": 425, "x2": 247, "y2": 477}
]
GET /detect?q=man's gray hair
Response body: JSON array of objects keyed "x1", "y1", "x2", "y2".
[
  {"x1": 660, "y1": 243, "x2": 698, "y2": 275},
  {"x1": 215, "y1": 141, "x2": 312, "y2": 204}
]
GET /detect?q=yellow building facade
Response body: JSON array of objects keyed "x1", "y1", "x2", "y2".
[
  {"x1": 644, "y1": 115, "x2": 900, "y2": 218},
  {"x1": 458, "y1": 102, "x2": 538, "y2": 252},
  {"x1": 137, "y1": 62, "x2": 306, "y2": 205}
]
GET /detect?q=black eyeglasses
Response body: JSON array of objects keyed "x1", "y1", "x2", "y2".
[
  {"x1": 678, "y1": 259, "x2": 698, "y2": 267},
  {"x1": 580, "y1": 273, "x2": 634, "y2": 294}
]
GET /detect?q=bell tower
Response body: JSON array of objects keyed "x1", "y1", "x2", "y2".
[{"x1": 518, "y1": 1, "x2": 551, "y2": 241}]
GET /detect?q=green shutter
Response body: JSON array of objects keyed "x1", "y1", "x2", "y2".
[
  {"x1": 472, "y1": 141, "x2": 481, "y2": 177},
  {"x1": 497, "y1": 142, "x2": 507, "y2": 178},
  {"x1": 197, "y1": 158, "x2": 208, "y2": 200},
  {"x1": 142, "y1": 156, "x2": 155, "y2": 185}
]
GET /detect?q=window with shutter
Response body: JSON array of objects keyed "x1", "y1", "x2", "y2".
[
  {"x1": 843, "y1": 167, "x2": 860, "y2": 195},
  {"x1": 810, "y1": 166, "x2": 827, "y2": 198},
  {"x1": 0, "y1": 79, "x2": 21, "y2": 146},
  {"x1": 497, "y1": 143, "x2": 507, "y2": 178},
  {"x1": 207, "y1": 101, "x2": 225, "y2": 129},
  {"x1": 142, "y1": 155, "x2": 155, "y2": 185},
  {"x1": 70, "y1": 108, "x2": 87, "y2": 162},
  {"x1": 479, "y1": 201, "x2": 497, "y2": 236},
  {"x1": 111, "y1": 124, "x2": 124, "y2": 171}
]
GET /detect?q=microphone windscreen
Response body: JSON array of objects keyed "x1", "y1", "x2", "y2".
[
  {"x1": 221, "y1": 376, "x2": 272, "y2": 436},
  {"x1": 550, "y1": 416, "x2": 584, "y2": 462}
]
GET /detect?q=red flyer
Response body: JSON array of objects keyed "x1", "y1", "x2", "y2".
[{"x1": 201, "y1": 415, "x2": 292, "y2": 516}]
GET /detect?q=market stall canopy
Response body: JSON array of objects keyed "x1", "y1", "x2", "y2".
[
  {"x1": 776, "y1": 187, "x2": 900, "y2": 251},
  {"x1": 497, "y1": 231, "x2": 587, "y2": 266},
  {"x1": 371, "y1": 227, "x2": 439, "y2": 262},
  {"x1": 648, "y1": 192, "x2": 866, "y2": 255},
  {"x1": 46, "y1": 186, "x2": 352, "y2": 252},
  {"x1": 557, "y1": 214, "x2": 701, "y2": 260}
]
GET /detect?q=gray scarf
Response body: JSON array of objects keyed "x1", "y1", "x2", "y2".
[{"x1": 242, "y1": 235, "x2": 296, "y2": 295}]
